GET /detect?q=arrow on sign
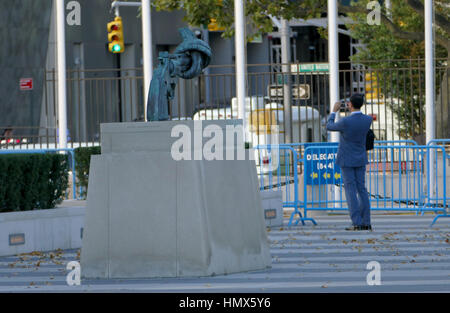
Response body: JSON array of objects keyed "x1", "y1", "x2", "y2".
[
  {"x1": 310, "y1": 172, "x2": 318, "y2": 179},
  {"x1": 334, "y1": 173, "x2": 341, "y2": 179},
  {"x1": 322, "y1": 173, "x2": 331, "y2": 179}
]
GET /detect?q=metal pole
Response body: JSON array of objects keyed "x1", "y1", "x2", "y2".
[
  {"x1": 112, "y1": 1, "x2": 142, "y2": 8},
  {"x1": 202, "y1": 28, "x2": 211, "y2": 107},
  {"x1": 142, "y1": 0, "x2": 153, "y2": 121},
  {"x1": 56, "y1": 0, "x2": 68, "y2": 148},
  {"x1": 425, "y1": 0, "x2": 435, "y2": 145},
  {"x1": 425, "y1": 0, "x2": 435, "y2": 198},
  {"x1": 281, "y1": 18, "x2": 293, "y2": 144},
  {"x1": 328, "y1": 0, "x2": 340, "y2": 206},
  {"x1": 328, "y1": 0, "x2": 340, "y2": 143},
  {"x1": 112, "y1": 1, "x2": 151, "y2": 121},
  {"x1": 234, "y1": 0, "x2": 246, "y2": 136}
]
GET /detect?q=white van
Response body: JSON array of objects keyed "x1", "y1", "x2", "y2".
[{"x1": 194, "y1": 96, "x2": 322, "y2": 145}]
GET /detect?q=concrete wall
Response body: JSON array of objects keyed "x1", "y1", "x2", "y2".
[
  {"x1": 0, "y1": 0, "x2": 52, "y2": 136},
  {"x1": 0, "y1": 206, "x2": 85, "y2": 257}
]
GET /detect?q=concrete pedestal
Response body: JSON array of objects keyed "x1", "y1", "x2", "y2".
[
  {"x1": 260, "y1": 190, "x2": 283, "y2": 227},
  {"x1": 80, "y1": 120, "x2": 271, "y2": 278}
]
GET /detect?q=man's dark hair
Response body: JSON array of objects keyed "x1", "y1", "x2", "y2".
[{"x1": 350, "y1": 93, "x2": 364, "y2": 109}]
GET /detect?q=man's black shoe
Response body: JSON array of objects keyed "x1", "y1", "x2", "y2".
[
  {"x1": 345, "y1": 225, "x2": 363, "y2": 231},
  {"x1": 361, "y1": 225, "x2": 373, "y2": 231}
]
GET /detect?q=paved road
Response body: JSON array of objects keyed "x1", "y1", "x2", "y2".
[{"x1": 0, "y1": 214, "x2": 449, "y2": 292}]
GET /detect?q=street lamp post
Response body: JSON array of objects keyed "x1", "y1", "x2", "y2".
[
  {"x1": 425, "y1": 0, "x2": 435, "y2": 146},
  {"x1": 234, "y1": 0, "x2": 246, "y2": 137},
  {"x1": 328, "y1": 0, "x2": 340, "y2": 207},
  {"x1": 281, "y1": 18, "x2": 293, "y2": 144},
  {"x1": 328, "y1": 0, "x2": 340, "y2": 144},
  {"x1": 424, "y1": 0, "x2": 436, "y2": 198},
  {"x1": 55, "y1": 0, "x2": 68, "y2": 149},
  {"x1": 141, "y1": 0, "x2": 153, "y2": 121}
]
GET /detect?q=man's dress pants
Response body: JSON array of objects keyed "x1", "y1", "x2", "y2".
[{"x1": 341, "y1": 166, "x2": 371, "y2": 226}]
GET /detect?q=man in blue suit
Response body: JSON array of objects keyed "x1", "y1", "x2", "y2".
[{"x1": 327, "y1": 94, "x2": 373, "y2": 231}]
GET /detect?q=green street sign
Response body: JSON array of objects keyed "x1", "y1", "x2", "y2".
[
  {"x1": 291, "y1": 63, "x2": 330, "y2": 74},
  {"x1": 315, "y1": 63, "x2": 329, "y2": 71},
  {"x1": 299, "y1": 64, "x2": 316, "y2": 72}
]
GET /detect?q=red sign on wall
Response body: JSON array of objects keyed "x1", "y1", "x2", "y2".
[{"x1": 20, "y1": 78, "x2": 33, "y2": 91}]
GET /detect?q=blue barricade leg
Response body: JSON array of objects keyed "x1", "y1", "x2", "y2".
[{"x1": 430, "y1": 214, "x2": 450, "y2": 227}]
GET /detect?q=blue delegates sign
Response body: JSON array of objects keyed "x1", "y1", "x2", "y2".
[{"x1": 304, "y1": 145, "x2": 341, "y2": 185}]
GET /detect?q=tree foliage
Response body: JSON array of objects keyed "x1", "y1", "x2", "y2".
[
  {"x1": 346, "y1": 0, "x2": 448, "y2": 61},
  {"x1": 152, "y1": 0, "x2": 330, "y2": 39},
  {"x1": 151, "y1": 0, "x2": 449, "y2": 54},
  {"x1": 345, "y1": 1, "x2": 449, "y2": 139}
]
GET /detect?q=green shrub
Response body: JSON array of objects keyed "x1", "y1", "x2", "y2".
[
  {"x1": 0, "y1": 153, "x2": 69, "y2": 212},
  {"x1": 74, "y1": 146, "x2": 101, "y2": 199}
]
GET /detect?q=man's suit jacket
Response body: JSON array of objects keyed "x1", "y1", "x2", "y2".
[{"x1": 327, "y1": 112, "x2": 373, "y2": 168}]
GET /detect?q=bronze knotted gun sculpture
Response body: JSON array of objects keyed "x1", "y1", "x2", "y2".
[{"x1": 146, "y1": 28, "x2": 212, "y2": 121}]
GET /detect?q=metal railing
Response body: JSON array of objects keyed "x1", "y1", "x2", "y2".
[{"x1": 2, "y1": 58, "x2": 447, "y2": 150}]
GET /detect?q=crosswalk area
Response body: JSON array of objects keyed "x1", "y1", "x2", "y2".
[{"x1": 0, "y1": 213, "x2": 449, "y2": 292}]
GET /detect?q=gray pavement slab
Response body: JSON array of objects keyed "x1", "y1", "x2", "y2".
[{"x1": 0, "y1": 213, "x2": 448, "y2": 292}]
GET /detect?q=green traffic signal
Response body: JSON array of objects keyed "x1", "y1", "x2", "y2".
[{"x1": 107, "y1": 16, "x2": 124, "y2": 53}]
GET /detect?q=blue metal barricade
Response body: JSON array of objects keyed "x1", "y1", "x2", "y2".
[
  {"x1": 366, "y1": 145, "x2": 442, "y2": 213},
  {"x1": 0, "y1": 148, "x2": 78, "y2": 200},
  {"x1": 254, "y1": 145, "x2": 299, "y2": 218},
  {"x1": 256, "y1": 142, "x2": 448, "y2": 227},
  {"x1": 302, "y1": 145, "x2": 342, "y2": 225},
  {"x1": 254, "y1": 145, "x2": 316, "y2": 226},
  {"x1": 375, "y1": 140, "x2": 418, "y2": 146},
  {"x1": 427, "y1": 139, "x2": 450, "y2": 226}
]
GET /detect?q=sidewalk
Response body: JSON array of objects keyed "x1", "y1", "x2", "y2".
[{"x1": 0, "y1": 213, "x2": 448, "y2": 292}]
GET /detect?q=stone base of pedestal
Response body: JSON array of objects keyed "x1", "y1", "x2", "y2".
[
  {"x1": 80, "y1": 120, "x2": 271, "y2": 278},
  {"x1": 260, "y1": 190, "x2": 283, "y2": 227}
]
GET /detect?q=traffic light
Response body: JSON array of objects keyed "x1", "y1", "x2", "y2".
[{"x1": 107, "y1": 16, "x2": 124, "y2": 53}]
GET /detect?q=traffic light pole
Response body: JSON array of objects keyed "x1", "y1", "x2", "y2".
[
  {"x1": 111, "y1": 1, "x2": 142, "y2": 13},
  {"x1": 111, "y1": 1, "x2": 153, "y2": 121}
]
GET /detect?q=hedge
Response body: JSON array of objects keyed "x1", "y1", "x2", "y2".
[
  {"x1": 0, "y1": 153, "x2": 69, "y2": 213},
  {"x1": 74, "y1": 146, "x2": 101, "y2": 199}
]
